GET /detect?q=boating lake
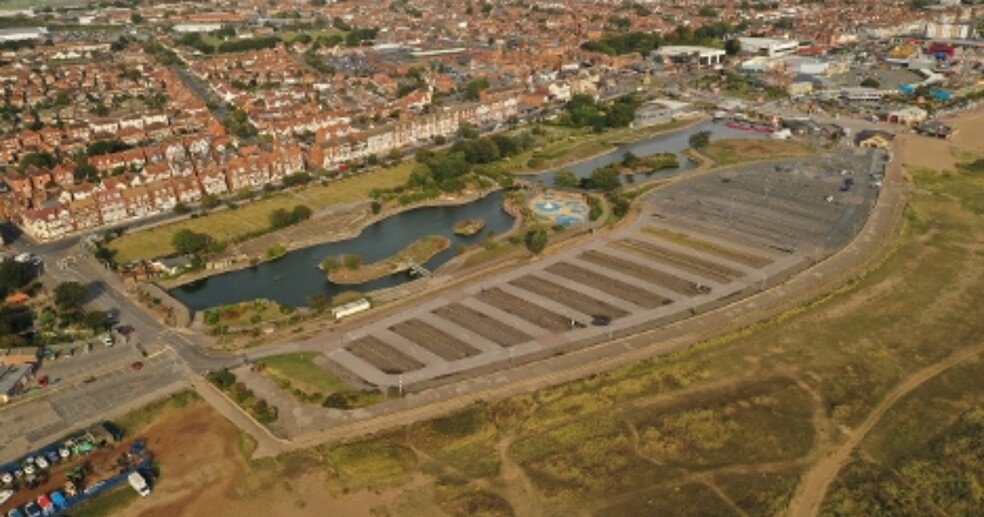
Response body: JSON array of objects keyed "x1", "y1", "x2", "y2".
[{"x1": 171, "y1": 121, "x2": 763, "y2": 309}]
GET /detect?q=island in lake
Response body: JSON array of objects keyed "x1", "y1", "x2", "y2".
[
  {"x1": 320, "y1": 235, "x2": 451, "y2": 285},
  {"x1": 453, "y1": 218, "x2": 486, "y2": 236}
]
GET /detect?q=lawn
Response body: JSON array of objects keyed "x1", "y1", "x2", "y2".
[
  {"x1": 109, "y1": 163, "x2": 414, "y2": 262},
  {"x1": 703, "y1": 138, "x2": 814, "y2": 165},
  {"x1": 256, "y1": 352, "x2": 350, "y2": 396},
  {"x1": 256, "y1": 352, "x2": 384, "y2": 408}
]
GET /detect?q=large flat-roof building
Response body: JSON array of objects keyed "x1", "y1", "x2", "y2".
[
  {"x1": 738, "y1": 37, "x2": 799, "y2": 58},
  {"x1": 653, "y1": 46, "x2": 726, "y2": 67},
  {"x1": 0, "y1": 27, "x2": 46, "y2": 43}
]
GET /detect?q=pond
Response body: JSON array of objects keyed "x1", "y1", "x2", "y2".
[
  {"x1": 171, "y1": 191, "x2": 514, "y2": 310},
  {"x1": 172, "y1": 121, "x2": 761, "y2": 310},
  {"x1": 525, "y1": 119, "x2": 765, "y2": 187}
]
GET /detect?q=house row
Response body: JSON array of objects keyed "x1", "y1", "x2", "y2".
[
  {"x1": 15, "y1": 146, "x2": 305, "y2": 241},
  {"x1": 310, "y1": 91, "x2": 520, "y2": 169}
]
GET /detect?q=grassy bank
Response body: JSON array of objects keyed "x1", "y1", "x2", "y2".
[{"x1": 109, "y1": 163, "x2": 414, "y2": 263}]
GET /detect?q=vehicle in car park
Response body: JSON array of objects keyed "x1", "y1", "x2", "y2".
[{"x1": 22, "y1": 502, "x2": 41, "y2": 517}]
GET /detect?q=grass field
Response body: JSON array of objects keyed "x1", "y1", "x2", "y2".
[
  {"x1": 256, "y1": 353, "x2": 351, "y2": 396},
  {"x1": 704, "y1": 138, "x2": 814, "y2": 165},
  {"x1": 109, "y1": 163, "x2": 413, "y2": 262},
  {"x1": 0, "y1": 0, "x2": 76, "y2": 9},
  {"x1": 256, "y1": 352, "x2": 382, "y2": 408}
]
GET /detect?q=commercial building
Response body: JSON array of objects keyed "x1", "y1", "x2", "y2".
[
  {"x1": 738, "y1": 37, "x2": 799, "y2": 58},
  {"x1": 653, "y1": 46, "x2": 726, "y2": 67},
  {"x1": 0, "y1": 27, "x2": 46, "y2": 43}
]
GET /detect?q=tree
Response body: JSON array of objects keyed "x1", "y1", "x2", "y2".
[
  {"x1": 171, "y1": 229, "x2": 211, "y2": 255},
  {"x1": 18, "y1": 151, "x2": 56, "y2": 171},
  {"x1": 524, "y1": 228, "x2": 549, "y2": 255},
  {"x1": 0, "y1": 261, "x2": 33, "y2": 297},
  {"x1": 724, "y1": 39, "x2": 742, "y2": 56},
  {"x1": 554, "y1": 169, "x2": 581, "y2": 189},
  {"x1": 82, "y1": 310, "x2": 109, "y2": 332},
  {"x1": 590, "y1": 165, "x2": 622, "y2": 191},
  {"x1": 291, "y1": 204, "x2": 312, "y2": 222},
  {"x1": 73, "y1": 162, "x2": 99, "y2": 183},
  {"x1": 860, "y1": 77, "x2": 881, "y2": 88},
  {"x1": 269, "y1": 208, "x2": 294, "y2": 229},
  {"x1": 54, "y1": 281, "x2": 88, "y2": 312},
  {"x1": 689, "y1": 130, "x2": 711, "y2": 150},
  {"x1": 464, "y1": 77, "x2": 490, "y2": 101}
]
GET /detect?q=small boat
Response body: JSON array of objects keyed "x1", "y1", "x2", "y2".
[
  {"x1": 0, "y1": 489, "x2": 13, "y2": 504},
  {"x1": 753, "y1": 125, "x2": 774, "y2": 133},
  {"x1": 725, "y1": 121, "x2": 747, "y2": 129}
]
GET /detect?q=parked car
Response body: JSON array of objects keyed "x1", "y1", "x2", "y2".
[
  {"x1": 131, "y1": 361, "x2": 143, "y2": 372},
  {"x1": 22, "y1": 502, "x2": 41, "y2": 517},
  {"x1": 116, "y1": 325, "x2": 135, "y2": 337},
  {"x1": 102, "y1": 334, "x2": 114, "y2": 347}
]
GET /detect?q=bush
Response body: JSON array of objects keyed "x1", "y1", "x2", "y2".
[
  {"x1": 207, "y1": 368, "x2": 236, "y2": 389},
  {"x1": 524, "y1": 228, "x2": 549, "y2": 254}
]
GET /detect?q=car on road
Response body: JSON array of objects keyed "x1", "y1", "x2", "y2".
[
  {"x1": 591, "y1": 315, "x2": 612, "y2": 326},
  {"x1": 131, "y1": 361, "x2": 143, "y2": 372}
]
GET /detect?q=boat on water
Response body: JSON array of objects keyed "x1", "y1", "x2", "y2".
[{"x1": 725, "y1": 121, "x2": 749, "y2": 130}]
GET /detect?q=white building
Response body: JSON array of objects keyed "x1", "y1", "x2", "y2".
[
  {"x1": 172, "y1": 23, "x2": 224, "y2": 34},
  {"x1": 738, "y1": 37, "x2": 798, "y2": 57},
  {"x1": 654, "y1": 46, "x2": 726, "y2": 67},
  {"x1": 0, "y1": 27, "x2": 46, "y2": 43}
]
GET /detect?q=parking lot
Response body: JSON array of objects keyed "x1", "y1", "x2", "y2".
[
  {"x1": 0, "y1": 349, "x2": 186, "y2": 464},
  {"x1": 284, "y1": 148, "x2": 884, "y2": 390}
]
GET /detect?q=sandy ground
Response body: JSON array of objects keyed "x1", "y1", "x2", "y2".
[
  {"x1": 117, "y1": 402, "x2": 428, "y2": 517},
  {"x1": 899, "y1": 107, "x2": 984, "y2": 174}
]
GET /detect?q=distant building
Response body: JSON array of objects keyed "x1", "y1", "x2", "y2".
[
  {"x1": 856, "y1": 129, "x2": 894, "y2": 149},
  {"x1": 653, "y1": 46, "x2": 726, "y2": 67},
  {"x1": 172, "y1": 23, "x2": 224, "y2": 34},
  {"x1": 738, "y1": 37, "x2": 799, "y2": 58},
  {"x1": 634, "y1": 100, "x2": 698, "y2": 127},
  {"x1": 0, "y1": 27, "x2": 46, "y2": 42}
]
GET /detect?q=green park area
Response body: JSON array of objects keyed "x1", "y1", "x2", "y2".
[{"x1": 256, "y1": 352, "x2": 383, "y2": 409}]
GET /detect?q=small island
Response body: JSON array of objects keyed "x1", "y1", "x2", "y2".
[
  {"x1": 453, "y1": 218, "x2": 486, "y2": 236},
  {"x1": 321, "y1": 235, "x2": 451, "y2": 285}
]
